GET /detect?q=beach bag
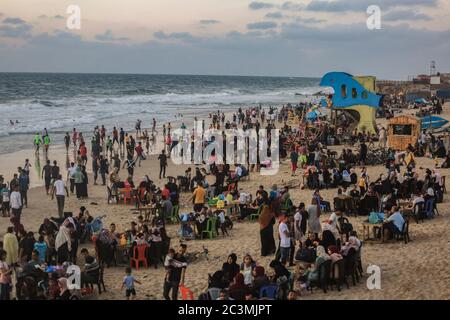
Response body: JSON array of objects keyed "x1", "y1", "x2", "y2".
[
  {"x1": 369, "y1": 212, "x2": 380, "y2": 224},
  {"x1": 208, "y1": 198, "x2": 218, "y2": 206},
  {"x1": 216, "y1": 200, "x2": 225, "y2": 209}
]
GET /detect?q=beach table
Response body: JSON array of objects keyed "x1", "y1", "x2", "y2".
[
  {"x1": 209, "y1": 201, "x2": 240, "y2": 219},
  {"x1": 361, "y1": 221, "x2": 385, "y2": 243},
  {"x1": 133, "y1": 204, "x2": 157, "y2": 222}
]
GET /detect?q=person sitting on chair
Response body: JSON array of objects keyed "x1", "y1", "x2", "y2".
[{"x1": 383, "y1": 206, "x2": 405, "y2": 239}]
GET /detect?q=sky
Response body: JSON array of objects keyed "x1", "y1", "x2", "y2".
[{"x1": 0, "y1": 0, "x2": 449, "y2": 79}]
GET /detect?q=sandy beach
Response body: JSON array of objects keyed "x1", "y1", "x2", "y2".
[{"x1": 1, "y1": 102, "x2": 450, "y2": 300}]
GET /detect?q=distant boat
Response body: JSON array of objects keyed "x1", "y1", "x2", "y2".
[{"x1": 421, "y1": 115, "x2": 449, "y2": 130}]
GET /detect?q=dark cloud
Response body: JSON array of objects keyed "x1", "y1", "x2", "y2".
[
  {"x1": 200, "y1": 19, "x2": 220, "y2": 25},
  {"x1": 295, "y1": 16, "x2": 326, "y2": 24},
  {"x1": 154, "y1": 31, "x2": 199, "y2": 43},
  {"x1": 54, "y1": 15, "x2": 65, "y2": 20},
  {"x1": 306, "y1": 0, "x2": 438, "y2": 12},
  {"x1": 247, "y1": 21, "x2": 278, "y2": 30},
  {"x1": 95, "y1": 30, "x2": 129, "y2": 42},
  {"x1": 249, "y1": 2, "x2": 275, "y2": 10},
  {"x1": 3, "y1": 17, "x2": 26, "y2": 25},
  {"x1": 265, "y1": 12, "x2": 284, "y2": 19},
  {"x1": 280, "y1": 1, "x2": 304, "y2": 11},
  {"x1": 0, "y1": 19, "x2": 32, "y2": 38},
  {"x1": 384, "y1": 9, "x2": 432, "y2": 21}
]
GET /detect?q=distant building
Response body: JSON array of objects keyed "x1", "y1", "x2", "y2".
[{"x1": 413, "y1": 74, "x2": 430, "y2": 85}]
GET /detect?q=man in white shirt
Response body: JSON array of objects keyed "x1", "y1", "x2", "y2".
[
  {"x1": 67, "y1": 162, "x2": 77, "y2": 194},
  {"x1": 278, "y1": 213, "x2": 290, "y2": 266},
  {"x1": 51, "y1": 175, "x2": 69, "y2": 218},
  {"x1": 384, "y1": 206, "x2": 405, "y2": 239},
  {"x1": 10, "y1": 186, "x2": 22, "y2": 231}
]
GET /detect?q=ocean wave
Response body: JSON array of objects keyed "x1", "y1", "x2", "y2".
[{"x1": 0, "y1": 85, "x2": 322, "y2": 136}]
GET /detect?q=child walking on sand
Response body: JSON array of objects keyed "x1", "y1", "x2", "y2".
[{"x1": 121, "y1": 267, "x2": 141, "y2": 300}]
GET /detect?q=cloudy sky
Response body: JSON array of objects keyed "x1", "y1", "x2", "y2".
[{"x1": 0, "y1": 0, "x2": 449, "y2": 79}]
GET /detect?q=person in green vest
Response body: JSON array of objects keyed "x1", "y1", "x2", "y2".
[
  {"x1": 34, "y1": 133, "x2": 41, "y2": 153},
  {"x1": 43, "y1": 135, "x2": 50, "y2": 153}
]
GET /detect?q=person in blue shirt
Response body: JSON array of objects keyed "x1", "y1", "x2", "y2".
[
  {"x1": 383, "y1": 206, "x2": 405, "y2": 239},
  {"x1": 121, "y1": 267, "x2": 141, "y2": 300},
  {"x1": 33, "y1": 235, "x2": 48, "y2": 264}
]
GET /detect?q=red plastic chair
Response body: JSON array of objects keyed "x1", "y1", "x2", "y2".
[
  {"x1": 130, "y1": 244, "x2": 148, "y2": 269},
  {"x1": 180, "y1": 285, "x2": 194, "y2": 300},
  {"x1": 122, "y1": 187, "x2": 133, "y2": 204}
]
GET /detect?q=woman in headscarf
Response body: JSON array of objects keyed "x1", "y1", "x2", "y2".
[
  {"x1": 319, "y1": 230, "x2": 336, "y2": 252},
  {"x1": 208, "y1": 270, "x2": 227, "y2": 289},
  {"x1": 327, "y1": 245, "x2": 343, "y2": 263},
  {"x1": 304, "y1": 245, "x2": 331, "y2": 283},
  {"x1": 57, "y1": 277, "x2": 71, "y2": 300},
  {"x1": 55, "y1": 223, "x2": 72, "y2": 264},
  {"x1": 340, "y1": 235, "x2": 360, "y2": 256},
  {"x1": 222, "y1": 253, "x2": 240, "y2": 284},
  {"x1": 259, "y1": 205, "x2": 276, "y2": 257},
  {"x1": 80, "y1": 165, "x2": 89, "y2": 198},
  {"x1": 307, "y1": 197, "x2": 322, "y2": 238},
  {"x1": 2, "y1": 227, "x2": 18, "y2": 266},
  {"x1": 251, "y1": 266, "x2": 269, "y2": 296},
  {"x1": 228, "y1": 273, "x2": 248, "y2": 300}
]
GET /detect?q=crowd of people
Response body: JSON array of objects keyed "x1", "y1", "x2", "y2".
[{"x1": 0, "y1": 98, "x2": 448, "y2": 300}]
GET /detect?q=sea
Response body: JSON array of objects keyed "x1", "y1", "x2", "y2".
[{"x1": 0, "y1": 73, "x2": 325, "y2": 155}]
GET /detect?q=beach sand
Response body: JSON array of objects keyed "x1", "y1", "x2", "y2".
[{"x1": 2, "y1": 105, "x2": 450, "y2": 300}]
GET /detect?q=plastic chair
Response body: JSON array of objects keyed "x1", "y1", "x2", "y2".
[
  {"x1": 170, "y1": 205, "x2": 180, "y2": 224},
  {"x1": 210, "y1": 216, "x2": 218, "y2": 237},
  {"x1": 122, "y1": 187, "x2": 133, "y2": 204},
  {"x1": 201, "y1": 219, "x2": 214, "y2": 239},
  {"x1": 202, "y1": 217, "x2": 218, "y2": 239},
  {"x1": 207, "y1": 288, "x2": 221, "y2": 300},
  {"x1": 259, "y1": 285, "x2": 278, "y2": 299},
  {"x1": 130, "y1": 244, "x2": 148, "y2": 269},
  {"x1": 180, "y1": 285, "x2": 194, "y2": 300},
  {"x1": 280, "y1": 198, "x2": 292, "y2": 214},
  {"x1": 250, "y1": 206, "x2": 263, "y2": 221}
]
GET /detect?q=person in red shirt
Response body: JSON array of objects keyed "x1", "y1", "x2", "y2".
[
  {"x1": 113, "y1": 127, "x2": 119, "y2": 146},
  {"x1": 161, "y1": 184, "x2": 170, "y2": 199},
  {"x1": 79, "y1": 143, "x2": 88, "y2": 165},
  {"x1": 135, "y1": 142, "x2": 146, "y2": 167}
]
